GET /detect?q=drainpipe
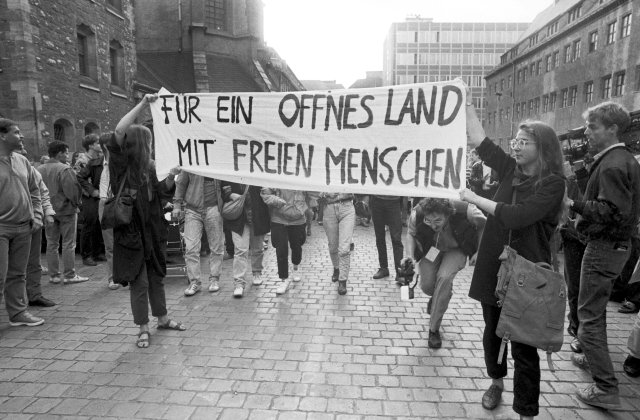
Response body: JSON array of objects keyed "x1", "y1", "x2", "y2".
[{"x1": 178, "y1": 0, "x2": 183, "y2": 52}]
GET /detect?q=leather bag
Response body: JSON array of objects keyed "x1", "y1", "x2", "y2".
[
  {"x1": 221, "y1": 186, "x2": 248, "y2": 221},
  {"x1": 101, "y1": 168, "x2": 133, "y2": 230}
]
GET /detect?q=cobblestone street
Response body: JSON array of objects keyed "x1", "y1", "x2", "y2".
[{"x1": 0, "y1": 222, "x2": 639, "y2": 419}]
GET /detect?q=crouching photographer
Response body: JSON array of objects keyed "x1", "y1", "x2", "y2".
[{"x1": 401, "y1": 198, "x2": 485, "y2": 348}]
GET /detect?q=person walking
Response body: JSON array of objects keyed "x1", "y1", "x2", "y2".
[
  {"x1": 0, "y1": 118, "x2": 45, "y2": 326},
  {"x1": 566, "y1": 102, "x2": 640, "y2": 409},
  {"x1": 110, "y1": 94, "x2": 186, "y2": 348},
  {"x1": 460, "y1": 92, "x2": 565, "y2": 419},
  {"x1": 402, "y1": 198, "x2": 485, "y2": 349},
  {"x1": 261, "y1": 188, "x2": 308, "y2": 295},
  {"x1": 77, "y1": 134, "x2": 105, "y2": 266},
  {"x1": 221, "y1": 182, "x2": 270, "y2": 298}
]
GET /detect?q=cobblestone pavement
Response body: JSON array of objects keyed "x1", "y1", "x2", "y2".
[{"x1": 0, "y1": 222, "x2": 639, "y2": 419}]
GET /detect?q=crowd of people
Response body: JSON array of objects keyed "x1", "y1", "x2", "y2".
[{"x1": 1, "y1": 87, "x2": 640, "y2": 418}]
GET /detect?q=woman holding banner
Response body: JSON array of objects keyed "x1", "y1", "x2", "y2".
[
  {"x1": 261, "y1": 188, "x2": 309, "y2": 295},
  {"x1": 110, "y1": 93, "x2": 186, "y2": 349},
  {"x1": 459, "y1": 89, "x2": 565, "y2": 419}
]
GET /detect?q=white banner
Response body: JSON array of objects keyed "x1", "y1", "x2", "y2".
[{"x1": 152, "y1": 80, "x2": 466, "y2": 198}]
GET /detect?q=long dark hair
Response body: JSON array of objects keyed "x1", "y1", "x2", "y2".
[
  {"x1": 518, "y1": 121, "x2": 564, "y2": 186},
  {"x1": 124, "y1": 124, "x2": 152, "y2": 186}
]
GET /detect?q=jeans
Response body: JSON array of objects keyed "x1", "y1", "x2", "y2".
[
  {"x1": 370, "y1": 196, "x2": 404, "y2": 272},
  {"x1": 26, "y1": 227, "x2": 44, "y2": 301},
  {"x1": 418, "y1": 248, "x2": 467, "y2": 332},
  {"x1": 0, "y1": 223, "x2": 31, "y2": 319},
  {"x1": 482, "y1": 303, "x2": 540, "y2": 417},
  {"x1": 322, "y1": 201, "x2": 355, "y2": 281},
  {"x1": 562, "y1": 235, "x2": 586, "y2": 336},
  {"x1": 80, "y1": 196, "x2": 102, "y2": 259},
  {"x1": 271, "y1": 222, "x2": 306, "y2": 279},
  {"x1": 98, "y1": 199, "x2": 113, "y2": 284},
  {"x1": 231, "y1": 224, "x2": 265, "y2": 287},
  {"x1": 129, "y1": 260, "x2": 168, "y2": 325},
  {"x1": 629, "y1": 312, "x2": 640, "y2": 359},
  {"x1": 578, "y1": 238, "x2": 630, "y2": 393},
  {"x1": 183, "y1": 207, "x2": 224, "y2": 284},
  {"x1": 45, "y1": 213, "x2": 78, "y2": 279}
]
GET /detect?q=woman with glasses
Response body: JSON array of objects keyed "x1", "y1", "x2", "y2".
[{"x1": 459, "y1": 90, "x2": 565, "y2": 419}]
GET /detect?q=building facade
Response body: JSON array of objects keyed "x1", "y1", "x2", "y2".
[
  {"x1": 0, "y1": 0, "x2": 137, "y2": 156},
  {"x1": 383, "y1": 17, "x2": 528, "y2": 121},
  {"x1": 485, "y1": 0, "x2": 640, "y2": 154}
]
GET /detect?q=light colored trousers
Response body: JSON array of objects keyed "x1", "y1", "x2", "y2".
[
  {"x1": 322, "y1": 201, "x2": 355, "y2": 281},
  {"x1": 98, "y1": 199, "x2": 113, "y2": 284},
  {"x1": 629, "y1": 311, "x2": 640, "y2": 359},
  {"x1": 231, "y1": 224, "x2": 265, "y2": 287},
  {"x1": 44, "y1": 213, "x2": 77, "y2": 279},
  {"x1": 418, "y1": 248, "x2": 467, "y2": 332},
  {"x1": 184, "y1": 207, "x2": 224, "y2": 284}
]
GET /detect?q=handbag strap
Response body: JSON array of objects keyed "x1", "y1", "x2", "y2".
[
  {"x1": 507, "y1": 189, "x2": 516, "y2": 246},
  {"x1": 114, "y1": 167, "x2": 129, "y2": 200}
]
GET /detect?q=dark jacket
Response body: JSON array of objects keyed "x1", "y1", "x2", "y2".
[
  {"x1": 76, "y1": 156, "x2": 103, "y2": 197},
  {"x1": 221, "y1": 182, "x2": 271, "y2": 236},
  {"x1": 413, "y1": 212, "x2": 479, "y2": 260},
  {"x1": 573, "y1": 145, "x2": 640, "y2": 242},
  {"x1": 107, "y1": 135, "x2": 175, "y2": 286},
  {"x1": 469, "y1": 138, "x2": 565, "y2": 306},
  {"x1": 468, "y1": 161, "x2": 484, "y2": 194}
]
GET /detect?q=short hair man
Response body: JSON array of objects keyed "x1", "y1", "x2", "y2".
[
  {"x1": 0, "y1": 118, "x2": 45, "y2": 326},
  {"x1": 567, "y1": 102, "x2": 640, "y2": 409},
  {"x1": 97, "y1": 133, "x2": 119, "y2": 290},
  {"x1": 38, "y1": 140, "x2": 88, "y2": 284},
  {"x1": 77, "y1": 133, "x2": 105, "y2": 266}
]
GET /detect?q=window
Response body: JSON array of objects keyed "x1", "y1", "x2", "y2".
[
  {"x1": 613, "y1": 71, "x2": 625, "y2": 96},
  {"x1": 106, "y1": 0, "x2": 122, "y2": 11},
  {"x1": 530, "y1": 63, "x2": 536, "y2": 76},
  {"x1": 109, "y1": 40, "x2": 124, "y2": 88},
  {"x1": 517, "y1": 69, "x2": 522, "y2": 84},
  {"x1": 529, "y1": 33, "x2": 539, "y2": 47},
  {"x1": 553, "y1": 50, "x2": 560, "y2": 67},
  {"x1": 76, "y1": 24, "x2": 96, "y2": 80},
  {"x1": 564, "y1": 45, "x2": 572, "y2": 63},
  {"x1": 523, "y1": 67, "x2": 527, "y2": 83},
  {"x1": 546, "y1": 55, "x2": 552, "y2": 72},
  {"x1": 561, "y1": 89, "x2": 569, "y2": 108},
  {"x1": 206, "y1": 0, "x2": 227, "y2": 31},
  {"x1": 521, "y1": 102, "x2": 526, "y2": 116},
  {"x1": 534, "y1": 97, "x2": 540, "y2": 114},
  {"x1": 569, "y1": 86, "x2": 577, "y2": 106},
  {"x1": 529, "y1": 100, "x2": 534, "y2": 114},
  {"x1": 537, "y1": 60, "x2": 542, "y2": 75},
  {"x1": 568, "y1": 4, "x2": 582, "y2": 23},
  {"x1": 515, "y1": 103, "x2": 520, "y2": 120},
  {"x1": 547, "y1": 20, "x2": 558, "y2": 36},
  {"x1": 602, "y1": 75, "x2": 612, "y2": 98},
  {"x1": 507, "y1": 75, "x2": 512, "y2": 88},
  {"x1": 543, "y1": 95, "x2": 549, "y2": 113},
  {"x1": 53, "y1": 119, "x2": 74, "y2": 143},
  {"x1": 573, "y1": 40, "x2": 581, "y2": 60},
  {"x1": 621, "y1": 14, "x2": 632, "y2": 38},
  {"x1": 606, "y1": 21, "x2": 617, "y2": 44},
  {"x1": 549, "y1": 92, "x2": 557, "y2": 111},
  {"x1": 500, "y1": 79, "x2": 504, "y2": 90},
  {"x1": 584, "y1": 81, "x2": 594, "y2": 102},
  {"x1": 588, "y1": 31, "x2": 598, "y2": 52},
  {"x1": 84, "y1": 122, "x2": 99, "y2": 135}
]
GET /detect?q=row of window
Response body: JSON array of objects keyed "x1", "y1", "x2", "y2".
[
  {"x1": 492, "y1": 13, "x2": 632, "y2": 95},
  {"x1": 489, "y1": 69, "x2": 632, "y2": 125},
  {"x1": 395, "y1": 74, "x2": 486, "y2": 88},
  {"x1": 396, "y1": 52, "x2": 501, "y2": 66},
  {"x1": 76, "y1": 24, "x2": 125, "y2": 88},
  {"x1": 395, "y1": 30, "x2": 522, "y2": 45}
]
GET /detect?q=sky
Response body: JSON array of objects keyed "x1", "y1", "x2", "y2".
[{"x1": 262, "y1": 0, "x2": 551, "y2": 88}]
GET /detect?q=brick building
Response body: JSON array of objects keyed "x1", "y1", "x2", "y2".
[
  {"x1": 484, "y1": 0, "x2": 640, "y2": 155},
  {"x1": 383, "y1": 17, "x2": 528, "y2": 122},
  {"x1": 0, "y1": 0, "x2": 137, "y2": 156}
]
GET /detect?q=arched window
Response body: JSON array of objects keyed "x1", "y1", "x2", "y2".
[
  {"x1": 84, "y1": 122, "x2": 99, "y2": 135},
  {"x1": 53, "y1": 118, "x2": 74, "y2": 143}
]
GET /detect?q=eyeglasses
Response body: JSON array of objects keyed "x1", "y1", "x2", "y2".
[{"x1": 509, "y1": 138, "x2": 537, "y2": 149}]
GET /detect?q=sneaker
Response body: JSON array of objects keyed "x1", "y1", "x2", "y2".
[
  {"x1": 208, "y1": 280, "x2": 220, "y2": 293},
  {"x1": 9, "y1": 312, "x2": 45, "y2": 327},
  {"x1": 233, "y1": 286, "x2": 244, "y2": 298},
  {"x1": 49, "y1": 275, "x2": 61, "y2": 284},
  {"x1": 576, "y1": 384, "x2": 620, "y2": 410},
  {"x1": 252, "y1": 273, "x2": 263, "y2": 286},
  {"x1": 82, "y1": 257, "x2": 97, "y2": 266},
  {"x1": 184, "y1": 282, "x2": 201, "y2": 296},
  {"x1": 276, "y1": 279, "x2": 289, "y2": 295},
  {"x1": 108, "y1": 281, "x2": 120, "y2": 290},
  {"x1": 63, "y1": 275, "x2": 89, "y2": 285},
  {"x1": 292, "y1": 266, "x2": 301, "y2": 282},
  {"x1": 571, "y1": 353, "x2": 590, "y2": 372},
  {"x1": 40, "y1": 265, "x2": 48, "y2": 275},
  {"x1": 337, "y1": 280, "x2": 347, "y2": 295},
  {"x1": 223, "y1": 252, "x2": 233, "y2": 261},
  {"x1": 317, "y1": 221, "x2": 323, "y2": 226},
  {"x1": 619, "y1": 299, "x2": 639, "y2": 314}
]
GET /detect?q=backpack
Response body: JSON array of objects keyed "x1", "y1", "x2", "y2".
[{"x1": 495, "y1": 244, "x2": 566, "y2": 371}]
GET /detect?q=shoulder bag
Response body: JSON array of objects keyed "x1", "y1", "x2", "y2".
[
  {"x1": 221, "y1": 185, "x2": 248, "y2": 221},
  {"x1": 101, "y1": 168, "x2": 134, "y2": 230}
]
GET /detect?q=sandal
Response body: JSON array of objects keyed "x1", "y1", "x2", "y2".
[
  {"x1": 136, "y1": 331, "x2": 150, "y2": 348},
  {"x1": 157, "y1": 319, "x2": 186, "y2": 331}
]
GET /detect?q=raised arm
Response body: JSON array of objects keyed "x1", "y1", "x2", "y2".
[
  {"x1": 114, "y1": 93, "x2": 158, "y2": 146},
  {"x1": 465, "y1": 87, "x2": 486, "y2": 149}
]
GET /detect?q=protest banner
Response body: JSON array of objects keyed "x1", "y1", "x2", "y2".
[{"x1": 152, "y1": 80, "x2": 467, "y2": 198}]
